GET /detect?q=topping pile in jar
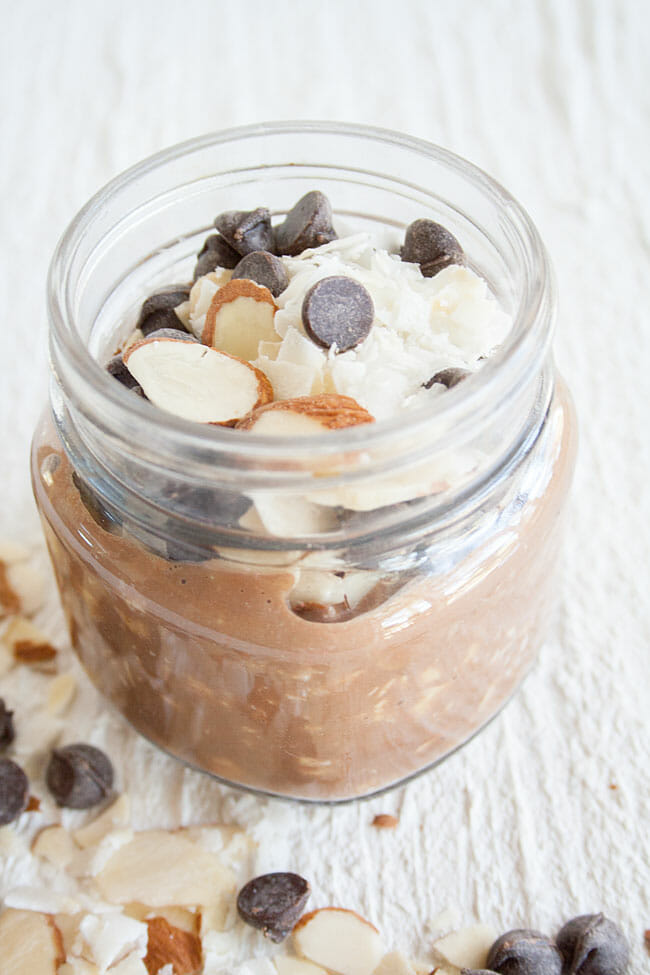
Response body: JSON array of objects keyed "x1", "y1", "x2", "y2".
[{"x1": 106, "y1": 191, "x2": 511, "y2": 428}]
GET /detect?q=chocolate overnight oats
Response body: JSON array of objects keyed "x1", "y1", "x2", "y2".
[{"x1": 33, "y1": 124, "x2": 577, "y2": 800}]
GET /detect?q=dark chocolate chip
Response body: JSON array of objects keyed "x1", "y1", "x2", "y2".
[
  {"x1": 194, "y1": 236, "x2": 240, "y2": 279},
  {"x1": 487, "y1": 930, "x2": 562, "y2": 975},
  {"x1": 0, "y1": 700, "x2": 15, "y2": 749},
  {"x1": 138, "y1": 287, "x2": 191, "y2": 336},
  {"x1": 423, "y1": 367, "x2": 471, "y2": 389},
  {"x1": 142, "y1": 328, "x2": 198, "y2": 343},
  {"x1": 197, "y1": 233, "x2": 241, "y2": 265},
  {"x1": 557, "y1": 914, "x2": 629, "y2": 975},
  {"x1": 214, "y1": 207, "x2": 274, "y2": 257},
  {"x1": 0, "y1": 757, "x2": 29, "y2": 825},
  {"x1": 232, "y1": 251, "x2": 289, "y2": 298},
  {"x1": 72, "y1": 471, "x2": 122, "y2": 533},
  {"x1": 237, "y1": 872, "x2": 310, "y2": 943},
  {"x1": 107, "y1": 355, "x2": 140, "y2": 389},
  {"x1": 46, "y1": 743, "x2": 114, "y2": 809},
  {"x1": 275, "y1": 190, "x2": 338, "y2": 256},
  {"x1": 461, "y1": 970, "x2": 501, "y2": 975},
  {"x1": 302, "y1": 276, "x2": 374, "y2": 352},
  {"x1": 401, "y1": 219, "x2": 464, "y2": 277}
]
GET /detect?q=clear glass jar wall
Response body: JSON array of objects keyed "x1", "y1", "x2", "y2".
[{"x1": 33, "y1": 123, "x2": 577, "y2": 801}]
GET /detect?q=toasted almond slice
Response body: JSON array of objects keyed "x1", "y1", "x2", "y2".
[
  {"x1": 74, "y1": 794, "x2": 131, "y2": 849},
  {"x1": 274, "y1": 957, "x2": 329, "y2": 975},
  {"x1": 371, "y1": 814, "x2": 399, "y2": 829},
  {"x1": 203, "y1": 279, "x2": 279, "y2": 360},
  {"x1": 432, "y1": 924, "x2": 498, "y2": 970},
  {"x1": 32, "y1": 825, "x2": 79, "y2": 868},
  {"x1": 47, "y1": 672, "x2": 77, "y2": 715},
  {"x1": 0, "y1": 560, "x2": 21, "y2": 617},
  {"x1": 143, "y1": 916, "x2": 202, "y2": 975},
  {"x1": 3, "y1": 616, "x2": 57, "y2": 664},
  {"x1": 293, "y1": 908, "x2": 384, "y2": 975},
  {"x1": 0, "y1": 908, "x2": 65, "y2": 974},
  {"x1": 123, "y1": 339, "x2": 273, "y2": 425},
  {"x1": 236, "y1": 393, "x2": 374, "y2": 435},
  {"x1": 6, "y1": 561, "x2": 46, "y2": 616},
  {"x1": 95, "y1": 830, "x2": 235, "y2": 908}
]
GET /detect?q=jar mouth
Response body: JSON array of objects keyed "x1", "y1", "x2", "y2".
[{"x1": 47, "y1": 120, "x2": 555, "y2": 492}]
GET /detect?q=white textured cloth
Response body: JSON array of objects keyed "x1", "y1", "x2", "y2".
[{"x1": 1, "y1": 1, "x2": 649, "y2": 971}]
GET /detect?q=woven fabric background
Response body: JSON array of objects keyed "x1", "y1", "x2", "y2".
[{"x1": 1, "y1": 1, "x2": 648, "y2": 971}]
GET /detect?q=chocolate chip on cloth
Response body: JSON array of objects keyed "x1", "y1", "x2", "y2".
[
  {"x1": 46, "y1": 743, "x2": 114, "y2": 809},
  {"x1": 194, "y1": 234, "x2": 240, "y2": 279},
  {"x1": 487, "y1": 929, "x2": 562, "y2": 975},
  {"x1": 237, "y1": 872, "x2": 310, "y2": 943},
  {"x1": 0, "y1": 699, "x2": 15, "y2": 749},
  {"x1": 137, "y1": 286, "x2": 191, "y2": 337},
  {"x1": 232, "y1": 251, "x2": 289, "y2": 298},
  {"x1": 302, "y1": 276, "x2": 374, "y2": 352},
  {"x1": 275, "y1": 190, "x2": 338, "y2": 256},
  {"x1": 401, "y1": 218, "x2": 465, "y2": 277},
  {"x1": 556, "y1": 914, "x2": 629, "y2": 975},
  {"x1": 214, "y1": 207, "x2": 275, "y2": 256},
  {"x1": 0, "y1": 757, "x2": 29, "y2": 825},
  {"x1": 423, "y1": 367, "x2": 471, "y2": 389}
]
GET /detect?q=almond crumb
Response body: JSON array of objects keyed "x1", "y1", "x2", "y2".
[
  {"x1": 372, "y1": 814, "x2": 399, "y2": 829},
  {"x1": 26, "y1": 795, "x2": 41, "y2": 812}
]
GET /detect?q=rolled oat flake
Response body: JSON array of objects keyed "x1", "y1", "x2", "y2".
[
  {"x1": 46, "y1": 743, "x2": 114, "y2": 809},
  {"x1": 0, "y1": 757, "x2": 29, "y2": 825},
  {"x1": 237, "y1": 872, "x2": 310, "y2": 943}
]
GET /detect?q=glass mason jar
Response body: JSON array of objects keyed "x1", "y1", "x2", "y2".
[{"x1": 32, "y1": 122, "x2": 577, "y2": 802}]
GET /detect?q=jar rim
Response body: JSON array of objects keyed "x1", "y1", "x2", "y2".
[{"x1": 47, "y1": 120, "x2": 555, "y2": 485}]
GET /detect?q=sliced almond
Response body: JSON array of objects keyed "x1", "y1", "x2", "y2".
[
  {"x1": 95, "y1": 830, "x2": 235, "y2": 908},
  {"x1": 293, "y1": 908, "x2": 384, "y2": 975},
  {"x1": 123, "y1": 338, "x2": 273, "y2": 425},
  {"x1": 0, "y1": 908, "x2": 65, "y2": 974},
  {"x1": 143, "y1": 916, "x2": 202, "y2": 975},
  {"x1": 0, "y1": 560, "x2": 21, "y2": 617},
  {"x1": 188, "y1": 269, "x2": 232, "y2": 339},
  {"x1": 0, "y1": 540, "x2": 31, "y2": 564},
  {"x1": 274, "y1": 957, "x2": 329, "y2": 975},
  {"x1": 432, "y1": 924, "x2": 498, "y2": 971},
  {"x1": 203, "y1": 279, "x2": 279, "y2": 360},
  {"x1": 5, "y1": 560, "x2": 46, "y2": 616},
  {"x1": 74, "y1": 793, "x2": 131, "y2": 849},
  {"x1": 373, "y1": 952, "x2": 419, "y2": 975},
  {"x1": 236, "y1": 394, "x2": 374, "y2": 435},
  {"x1": 32, "y1": 824, "x2": 79, "y2": 867},
  {"x1": 48, "y1": 672, "x2": 77, "y2": 715},
  {"x1": 3, "y1": 616, "x2": 58, "y2": 664},
  {"x1": 58, "y1": 957, "x2": 100, "y2": 975}
]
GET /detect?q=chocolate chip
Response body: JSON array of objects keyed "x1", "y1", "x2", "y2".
[
  {"x1": 107, "y1": 355, "x2": 140, "y2": 389},
  {"x1": 46, "y1": 743, "x2": 114, "y2": 809},
  {"x1": 237, "y1": 872, "x2": 310, "y2": 943},
  {"x1": 143, "y1": 328, "x2": 198, "y2": 343},
  {"x1": 214, "y1": 207, "x2": 274, "y2": 257},
  {"x1": 72, "y1": 472, "x2": 122, "y2": 533},
  {"x1": 487, "y1": 930, "x2": 562, "y2": 975},
  {"x1": 138, "y1": 286, "x2": 191, "y2": 337},
  {"x1": 232, "y1": 251, "x2": 289, "y2": 298},
  {"x1": 557, "y1": 914, "x2": 629, "y2": 975},
  {"x1": 0, "y1": 700, "x2": 15, "y2": 749},
  {"x1": 302, "y1": 276, "x2": 374, "y2": 352},
  {"x1": 423, "y1": 367, "x2": 471, "y2": 389},
  {"x1": 401, "y1": 219, "x2": 464, "y2": 277},
  {"x1": 0, "y1": 758, "x2": 29, "y2": 825},
  {"x1": 194, "y1": 235, "x2": 240, "y2": 279},
  {"x1": 275, "y1": 190, "x2": 338, "y2": 256}
]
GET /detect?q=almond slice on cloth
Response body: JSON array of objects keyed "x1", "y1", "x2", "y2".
[
  {"x1": 0, "y1": 908, "x2": 65, "y2": 974},
  {"x1": 95, "y1": 829, "x2": 235, "y2": 908},
  {"x1": 123, "y1": 338, "x2": 273, "y2": 425},
  {"x1": 293, "y1": 908, "x2": 384, "y2": 975},
  {"x1": 274, "y1": 957, "x2": 329, "y2": 975},
  {"x1": 143, "y1": 916, "x2": 203, "y2": 975},
  {"x1": 2, "y1": 616, "x2": 58, "y2": 664},
  {"x1": 236, "y1": 394, "x2": 374, "y2": 435},
  {"x1": 203, "y1": 279, "x2": 279, "y2": 360},
  {"x1": 432, "y1": 924, "x2": 498, "y2": 970}
]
